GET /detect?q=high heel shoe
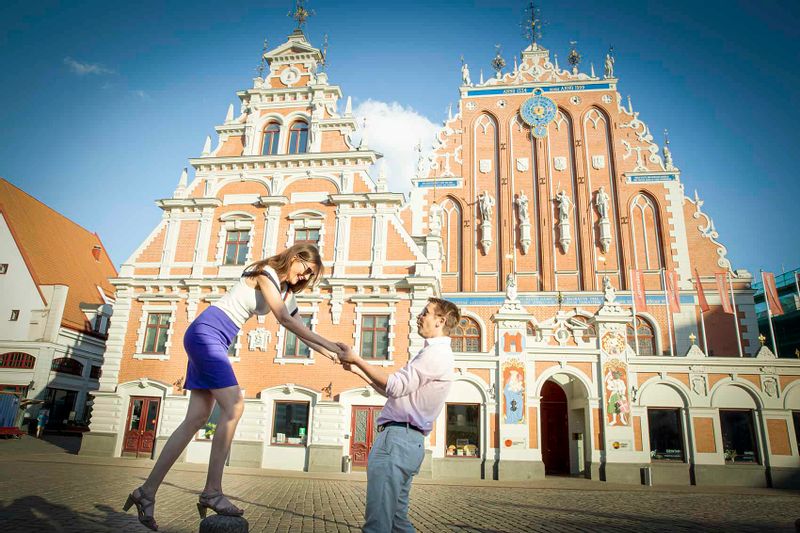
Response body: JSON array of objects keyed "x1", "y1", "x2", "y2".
[
  {"x1": 123, "y1": 488, "x2": 158, "y2": 531},
  {"x1": 196, "y1": 491, "x2": 244, "y2": 518}
]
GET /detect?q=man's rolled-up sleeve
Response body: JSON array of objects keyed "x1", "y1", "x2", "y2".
[{"x1": 385, "y1": 352, "x2": 448, "y2": 398}]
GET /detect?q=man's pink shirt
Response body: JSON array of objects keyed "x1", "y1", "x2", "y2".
[{"x1": 376, "y1": 336, "x2": 454, "y2": 435}]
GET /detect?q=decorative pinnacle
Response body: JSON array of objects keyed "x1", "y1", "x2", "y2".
[
  {"x1": 664, "y1": 128, "x2": 670, "y2": 146},
  {"x1": 689, "y1": 332, "x2": 697, "y2": 345},
  {"x1": 256, "y1": 39, "x2": 269, "y2": 77},
  {"x1": 288, "y1": 0, "x2": 314, "y2": 30},
  {"x1": 758, "y1": 333, "x2": 766, "y2": 345},
  {"x1": 567, "y1": 40, "x2": 581, "y2": 74},
  {"x1": 491, "y1": 44, "x2": 506, "y2": 78}
]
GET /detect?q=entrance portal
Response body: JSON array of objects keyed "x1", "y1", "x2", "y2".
[
  {"x1": 350, "y1": 405, "x2": 382, "y2": 468},
  {"x1": 541, "y1": 380, "x2": 569, "y2": 475},
  {"x1": 123, "y1": 396, "x2": 161, "y2": 458}
]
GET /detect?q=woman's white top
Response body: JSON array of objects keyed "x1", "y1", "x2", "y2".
[{"x1": 213, "y1": 265, "x2": 298, "y2": 328}]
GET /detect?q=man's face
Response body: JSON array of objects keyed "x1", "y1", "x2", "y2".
[{"x1": 416, "y1": 303, "x2": 442, "y2": 339}]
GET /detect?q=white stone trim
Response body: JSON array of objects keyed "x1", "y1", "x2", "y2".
[
  {"x1": 274, "y1": 303, "x2": 318, "y2": 365},
  {"x1": 214, "y1": 214, "x2": 256, "y2": 271},
  {"x1": 283, "y1": 211, "x2": 327, "y2": 258},
  {"x1": 133, "y1": 302, "x2": 178, "y2": 361}
]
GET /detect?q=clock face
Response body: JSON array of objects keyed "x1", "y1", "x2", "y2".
[{"x1": 520, "y1": 92, "x2": 557, "y2": 138}]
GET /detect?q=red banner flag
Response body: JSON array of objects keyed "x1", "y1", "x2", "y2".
[
  {"x1": 715, "y1": 273, "x2": 734, "y2": 314},
  {"x1": 694, "y1": 268, "x2": 710, "y2": 312},
  {"x1": 665, "y1": 270, "x2": 681, "y2": 313},
  {"x1": 762, "y1": 271, "x2": 784, "y2": 317},
  {"x1": 630, "y1": 269, "x2": 647, "y2": 312}
]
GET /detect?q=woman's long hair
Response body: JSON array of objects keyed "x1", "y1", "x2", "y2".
[{"x1": 242, "y1": 243, "x2": 324, "y2": 293}]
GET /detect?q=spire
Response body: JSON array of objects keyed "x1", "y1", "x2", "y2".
[
  {"x1": 376, "y1": 160, "x2": 388, "y2": 192},
  {"x1": 522, "y1": 2, "x2": 543, "y2": 49},
  {"x1": 225, "y1": 104, "x2": 234, "y2": 123},
  {"x1": 479, "y1": 68, "x2": 484, "y2": 84},
  {"x1": 663, "y1": 128, "x2": 674, "y2": 171},
  {"x1": 554, "y1": 53, "x2": 559, "y2": 71},
  {"x1": 202, "y1": 136, "x2": 211, "y2": 156},
  {"x1": 448, "y1": 103, "x2": 453, "y2": 122},
  {"x1": 627, "y1": 95, "x2": 633, "y2": 114},
  {"x1": 319, "y1": 33, "x2": 329, "y2": 72},
  {"x1": 344, "y1": 96, "x2": 352, "y2": 116},
  {"x1": 358, "y1": 117, "x2": 368, "y2": 150},
  {"x1": 174, "y1": 167, "x2": 188, "y2": 198},
  {"x1": 590, "y1": 62, "x2": 595, "y2": 77}
]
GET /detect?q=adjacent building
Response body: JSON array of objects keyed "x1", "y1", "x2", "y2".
[
  {"x1": 753, "y1": 267, "x2": 800, "y2": 358},
  {"x1": 81, "y1": 21, "x2": 800, "y2": 488},
  {"x1": 0, "y1": 178, "x2": 116, "y2": 430}
]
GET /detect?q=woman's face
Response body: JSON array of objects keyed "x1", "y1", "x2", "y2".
[{"x1": 288, "y1": 255, "x2": 317, "y2": 286}]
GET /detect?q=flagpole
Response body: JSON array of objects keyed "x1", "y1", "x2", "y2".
[
  {"x1": 630, "y1": 269, "x2": 640, "y2": 356},
  {"x1": 694, "y1": 275, "x2": 709, "y2": 355},
  {"x1": 662, "y1": 269, "x2": 675, "y2": 357},
  {"x1": 728, "y1": 270, "x2": 743, "y2": 357},
  {"x1": 762, "y1": 270, "x2": 779, "y2": 356}
]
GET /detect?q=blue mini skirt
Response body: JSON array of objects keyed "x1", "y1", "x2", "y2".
[{"x1": 183, "y1": 306, "x2": 240, "y2": 390}]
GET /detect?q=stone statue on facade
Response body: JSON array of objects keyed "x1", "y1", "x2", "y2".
[
  {"x1": 506, "y1": 273, "x2": 518, "y2": 302},
  {"x1": 515, "y1": 191, "x2": 530, "y2": 223},
  {"x1": 603, "y1": 275, "x2": 616, "y2": 304},
  {"x1": 461, "y1": 61, "x2": 472, "y2": 86},
  {"x1": 428, "y1": 202, "x2": 443, "y2": 237},
  {"x1": 556, "y1": 190, "x2": 571, "y2": 223},
  {"x1": 663, "y1": 143, "x2": 674, "y2": 171},
  {"x1": 604, "y1": 50, "x2": 615, "y2": 78},
  {"x1": 595, "y1": 186, "x2": 610, "y2": 219},
  {"x1": 479, "y1": 190, "x2": 495, "y2": 223}
]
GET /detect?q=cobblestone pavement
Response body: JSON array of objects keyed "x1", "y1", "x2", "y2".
[{"x1": 0, "y1": 436, "x2": 798, "y2": 532}]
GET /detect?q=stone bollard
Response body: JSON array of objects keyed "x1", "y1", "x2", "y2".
[{"x1": 199, "y1": 515, "x2": 249, "y2": 533}]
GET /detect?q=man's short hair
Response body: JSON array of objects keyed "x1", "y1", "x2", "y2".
[{"x1": 428, "y1": 297, "x2": 461, "y2": 335}]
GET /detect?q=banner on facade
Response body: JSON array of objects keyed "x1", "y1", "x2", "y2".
[
  {"x1": 762, "y1": 271, "x2": 784, "y2": 317},
  {"x1": 665, "y1": 269, "x2": 681, "y2": 313},
  {"x1": 630, "y1": 269, "x2": 647, "y2": 311},
  {"x1": 715, "y1": 273, "x2": 733, "y2": 314},
  {"x1": 694, "y1": 268, "x2": 710, "y2": 312}
]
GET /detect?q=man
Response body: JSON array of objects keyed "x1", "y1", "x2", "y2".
[
  {"x1": 36, "y1": 408, "x2": 49, "y2": 438},
  {"x1": 337, "y1": 297, "x2": 460, "y2": 533}
]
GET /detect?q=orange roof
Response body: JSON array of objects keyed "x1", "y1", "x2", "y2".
[{"x1": 0, "y1": 178, "x2": 117, "y2": 335}]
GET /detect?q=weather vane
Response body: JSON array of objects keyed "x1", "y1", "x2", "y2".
[
  {"x1": 319, "y1": 33, "x2": 329, "y2": 71},
  {"x1": 568, "y1": 40, "x2": 581, "y2": 74},
  {"x1": 256, "y1": 38, "x2": 269, "y2": 78},
  {"x1": 522, "y1": 1, "x2": 543, "y2": 46},
  {"x1": 288, "y1": 0, "x2": 314, "y2": 30}
]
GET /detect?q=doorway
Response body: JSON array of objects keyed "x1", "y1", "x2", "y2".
[
  {"x1": 350, "y1": 405, "x2": 382, "y2": 468},
  {"x1": 43, "y1": 387, "x2": 78, "y2": 428},
  {"x1": 541, "y1": 380, "x2": 569, "y2": 475},
  {"x1": 123, "y1": 396, "x2": 161, "y2": 458}
]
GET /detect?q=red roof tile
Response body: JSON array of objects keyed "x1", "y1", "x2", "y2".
[{"x1": 0, "y1": 178, "x2": 117, "y2": 334}]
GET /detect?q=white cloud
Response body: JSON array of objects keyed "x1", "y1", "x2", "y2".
[
  {"x1": 353, "y1": 100, "x2": 440, "y2": 194},
  {"x1": 63, "y1": 57, "x2": 115, "y2": 76},
  {"x1": 131, "y1": 90, "x2": 150, "y2": 100}
]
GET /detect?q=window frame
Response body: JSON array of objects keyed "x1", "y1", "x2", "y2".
[
  {"x1": 90, "y1": 365, "x2": 102, "y2": 380},
  {"x1": 261, "y1": 121, "x2": 281, "y2": 155},
  {"x1": 719, "y1": 408, "x2": 760, "y2": 465},
  {"x1": 0, "y1": 352, "x2": 36, "y2": 369},
  {"x1": 360, "y1": 314, "x2": 391, "y2": 360},
  {"x1": 142, "y1": 313, "x2": 171, "y2": 355},
  {"x1": 627, "y1": 316, "x2": 656, "y2": 356},
  {"x1": 293, "y1": 227, "x2": 320, "y2": 245},
  {"x1": 287, "y1": 121, "x2": 309, "y2": 154},
  {"x1": 646, "y1": 407, "x2": 685, "y2": 462},
  {"x1": 271, "y1": 400, "x2": 311, "y2": 447},
  {"x1": 283, "y1": 314, "x2": 313, "y2": 358},
  {"x1": 223, "y1": 229, "x2": 251, "y2": 266},
  {"x1": 444, "y1": 402, "x2": 482, "y2": 458},
  {"x1": 451, "y1": 316, "x2": 481, "y2": 353},
  {"x1": 51, "y1": 357, "x2": 84, "y2": 377}
]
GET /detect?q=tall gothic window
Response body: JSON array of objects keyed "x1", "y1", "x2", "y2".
[
  {"x1": 288, "y1": 121, "x2": 308, "y2": 154},
  {"x1": 451, "y1": 317, "x2": 481, "y2": 353},
  {"x1": 630, "y1": 193, "x2": 664, "y2": 271},
  {"x1": 262, "y1": 122, "x2": 280, "y2": 155},
  {"x1": 626, "y1": 316, "x2": 656, "y2": 355},
  {"x1": 440, "y1": 197, "x2": 463, "y2": 292}
]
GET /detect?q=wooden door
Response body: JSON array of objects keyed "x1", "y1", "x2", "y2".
[
  {"x1": 350, "y1": 405, "x2": 382, "y2": 467},
  {"x1": 123, "y1": 397, "x2": 161, "y2": 458},
  {"x1": 540, "y1": 381, "x2": 570, "y2": 475}
]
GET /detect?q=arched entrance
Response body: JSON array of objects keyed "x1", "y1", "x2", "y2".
[{"x1": 541, "y1": 380, "x2": 569, "y2": 475}]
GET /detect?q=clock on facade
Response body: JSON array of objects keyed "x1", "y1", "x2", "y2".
[{"x1": 520, "y1": 88, "x2": 557, "y2": 139}]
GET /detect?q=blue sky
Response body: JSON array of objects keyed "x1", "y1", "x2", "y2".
[{"x1": 1, "y1": 0, "x2": 798, "y2": 278}]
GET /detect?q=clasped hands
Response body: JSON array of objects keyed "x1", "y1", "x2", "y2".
[{"x1": 332, "y1": 342, "x2": 359, "y2": 372}]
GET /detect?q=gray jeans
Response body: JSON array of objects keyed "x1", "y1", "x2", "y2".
[{"x1": 363, "y1": 425, "x2": 425, "y2": 533}]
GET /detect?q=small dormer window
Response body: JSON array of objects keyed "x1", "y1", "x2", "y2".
[{"x1": 288, "y1": 121, "x2": 308, "y2": 154}]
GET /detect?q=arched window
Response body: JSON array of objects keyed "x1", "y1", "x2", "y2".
[
  {"x1": 630, "y1": 193, "x2": 664, "y2": 270},
  {"x1": 526, "y1": 321, "x2": 536, "y2": 337},
  {"x1": 0, "y1": 352, "x2": 35, "y2": 369},
  {"x1": 287, "y1": 121, "x2": 308, "y2": 154},
  {"x1": 262, "y1": 122, "x2": 280, "y2": 155},
  {"x1": 51, "y1": 357, "x2": 84, "y2": 376},
  {"x1": 452, "y1": 317, "x2": 481, "y2": 352},
  {"x1": 626, "y1": 316, "x2": 656, "y2": 356},
  {"x1": 440, "y1": 197, "x2": 463, "y2": 291}
]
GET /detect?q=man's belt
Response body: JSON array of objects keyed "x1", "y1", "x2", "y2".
[{"x1": 377, "y1": 421, "x2": 424, "y2": 434}]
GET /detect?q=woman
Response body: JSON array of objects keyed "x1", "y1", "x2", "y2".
[{"x1": 123, "y1": 243, "x2": 344, "y2": 530}]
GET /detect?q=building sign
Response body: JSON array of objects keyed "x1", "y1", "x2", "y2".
[
  {"x1": 626, "y1": 173, "x2": 678, "y2": 183},
  {"x1": 466, "y1": 82, "x2": 613, "y2": 97},
  {"x1": 416, "y1": 179, "x2": 461, "y2": 189}
]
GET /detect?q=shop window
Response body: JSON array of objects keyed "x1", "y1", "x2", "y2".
[
  {"x1": 720, "y1": 409, "x2": 759, "y2": 464},
  {"x1": 445, "y1": 403, "x2": 480, "y2": 457},
  {"x1": 647, "y1": 408, "x2": 685, "y2": 461},
  {"x1": 361, "y1": 315, "x2": 390, "y2": 360},
  {"x1": 272, "y1": 401, "x2": 309, "y2": 446}
]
